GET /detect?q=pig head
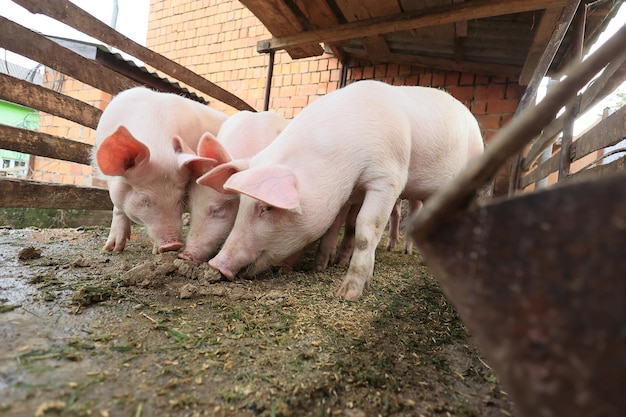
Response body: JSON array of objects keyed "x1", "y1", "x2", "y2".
[
  {"x1": 179, "y1": 110, "x2": 289, "y2": 263},
  {"x1": 93, "y1": 87, "x2": 227, "y2": 254}
]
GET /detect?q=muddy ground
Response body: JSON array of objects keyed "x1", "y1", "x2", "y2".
[{"x1": 0, "y1": 226, "x2": 514, "y2": 417}]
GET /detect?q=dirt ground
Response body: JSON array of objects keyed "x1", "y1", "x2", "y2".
[{"x1": 0, "y1": 225, "x2": 514, "y2": 417}]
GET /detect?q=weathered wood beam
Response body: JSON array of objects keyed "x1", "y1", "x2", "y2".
[
  {"x1": 240, "y1": 0, "x2": 324, "y2": 59},
  {"x1": 0, "y1": 16, "x2": 137, "y2": 96},
  {"x1": 507, "y1": 0, "x2": 580, "y2": 194},
  {"x1": 565, "y1": 155, "x2": 626, "y2": 183},
  {"x1": 0, "y1": 177, "x2": 112, "y2": 210},
  {"x1": 519, "y1": 151, "x2": 560, "y2": 188},
  {"x1": 519, "y1": 7, "x2": 565, "y2": 85},
  {"x1": 257, "y1": 0, "x2": 568, "y2": 53},
  {"x1": 334, "y1": 0, "x2": 395, "y2": 62},
  {"x1": 571, "y1": 104, "x2": 626, "y2": 163},
  {"x1": 408, "y1": 22, "x2": 626, "y2": 241},
  {"x1": 0, "y1": 73, "x2": 102, "y2": 130},
  {"x1": 452, "y1": 0, "x2": 468, "y2": 37},
  {"x1": 522, "y1": 58, "x2": 626, "y2": 170},
  {"x1": 343, "y1": 47, "x2": 521, "y2": 78},
  {"x1": 10, "y1": 0, "x2": 254, "y2": 111},
  {"x1": 0, "y1": 124, "x2": 93, "y2": 166}
]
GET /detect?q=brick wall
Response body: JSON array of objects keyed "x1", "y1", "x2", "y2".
[
  {"x1": 33, "y1": 0, "x2": 523, "y2": 194},
  {"x1": 147, "y1": 0, "x2": 523, "y2": 194},
  {"x1": 33, "y1": 70, "x2": 111, "y2": 187}
]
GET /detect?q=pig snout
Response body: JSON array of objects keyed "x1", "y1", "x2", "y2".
[
  {"x1": 208, "y1": 255, "x2": 237, "y2": 281},
  {"x1": 178, "y1": 247, "x2": 205, "y2": 264},
  {"x1": 156, "y1": 239, "x2": 184, "y2": 254}
]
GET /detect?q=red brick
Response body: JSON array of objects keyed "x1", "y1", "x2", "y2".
[
  {"x1": 476, "y1": 114, "x2": 502, "y2": 130},
  {"x1": 459, "y1": 72, "x2": 475, "y2": 86},
  {"x1": 418, "y1": 73, "x2": 432, "y2": 86},
  {"x1": 487, "y1": 99, "x2": 520, "y2": 115},
  {"x1": 446, "y1": 85, "x2": 474, "y2": 102},
  {"x1": 431, "y1": 73, "x2": 446, "y2": 87},
  {"x1": 471, "y1": 100, "x2": 488, "y2": 115},
  {"x1": 444, "y1": 72, "x2": 460, "y2": 86},
  {"x1": 474, "y1": 84, "x2": 505, "y2": 100}
]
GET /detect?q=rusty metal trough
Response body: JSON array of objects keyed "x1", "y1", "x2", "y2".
[
  {"x1": 408, "y1": 22, "x2": 626, "y2": 417},
  {"x1": 417, "y1": 174, "x2": 626, "y2": 417}
]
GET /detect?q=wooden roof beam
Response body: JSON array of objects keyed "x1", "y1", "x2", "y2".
[
  {"x1": 344, "y1": 47, "x2": 522, "y2": 78},
  {"x1": 257, "y1": 0, "x2": 569, "y2": 54},
  {"x1": 519, "y1": 6, "x2": 567, "y2": 85}
]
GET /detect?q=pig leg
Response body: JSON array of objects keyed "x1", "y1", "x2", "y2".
[
  {"x1": 104, "y1": 206, "x2": 132, "y2": 251},
  {"x1": 314, "y1": 202, "x2": 350, "y2": 271},
  {"x1": 385, "y1": 199, "x2": 402, "y2": 251},
  {"x1": 403, "y1": 200, "x2": 422, "y2": 254},
  {"x1": 336, "y1": 202, "x2": 361, "y2": 268},
  {"x1": 335, "y1": 188, "x2": 402, "y2": 300}
]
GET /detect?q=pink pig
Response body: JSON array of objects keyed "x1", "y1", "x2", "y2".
[
  {"x1": 202, "y1": 80, "x2": 483, "y2": 300},
  {"x1": 93, "y1": 87, "x2": 227, "y2": 254},
  {"x1": 179, "y1": 111, "x2": 289, "y2": 263}
]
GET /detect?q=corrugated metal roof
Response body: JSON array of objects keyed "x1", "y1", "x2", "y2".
[
  {"x1": 46, "y1": 35, "x2": 208, "y2": 103},
  {"x1": 0, "y1": 59, "x2": 44, "y2": 84}
]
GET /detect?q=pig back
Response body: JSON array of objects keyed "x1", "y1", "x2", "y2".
[
  {"x1": 95, "y1": 87, "x2": 227, "y2": 153},
  {"x1": 398, "y1": 86, "x2": 483, "y2": 200},
  {"x1": 217, "y1": 110, "x2": 289, "y2": 159}
]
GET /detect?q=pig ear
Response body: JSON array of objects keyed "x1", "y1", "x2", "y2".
[
  {"x1": 225, "y1": 165, "x2": 300, "y2": 210},
  {"x1": 96, "y1": 125, "x2": 150, "y2": 176},
  {"x1": 179, "y1": 155, "x2": 220, "y2": 180},
  {"x1": 172, "y1": 135, "x2": 195, "y2": 154},
  {"x1": 197, "y1": 159, "x2": 250, "y2": 193},
  {"x1": 197, "y1": 132, "x2": 232, "y2": 164}
]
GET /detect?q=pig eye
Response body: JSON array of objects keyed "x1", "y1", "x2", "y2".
[{"x1": 259, "y1": 205, "x2": 273, "y2": 216}]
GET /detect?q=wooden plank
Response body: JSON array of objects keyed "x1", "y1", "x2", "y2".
[
  {"x1": 0, "y1": 16, "x2": 137, "y2": 95},
  {"x1": 566, "y1": 155, "x2": 626, "y2": 183},
  {"x1": 0, "y1": 177, "x2": 112, "y2": 210},
  {"x1": 452, "y1": 0, "x2": 468, "y2": 38},
  {"x1": 290, "y1": 0, "x2": 345, "y2": 59},
  {"x1": 408, "y1": 23, "x2": 626, "y2": 241},
  {"x1": 519, "y1": 7, "x2": 565, "y2": 85},
  {"x1": 343, "y1": 47, "x2": 521, "y2": 77},
  {"x1": 11, "y1": 0, "x2": 254, "y2": 111},
  {"x1": 240, "y1": 0, "x2": 324, "y2": 58},
  {"x1": 519, "y1": 151, "x2": 560, "y2": 188},
  {"x1": 0, "y1": 73, "x2": 101, "y2": 130},
  {"x1": 522, "y1": 59, "x2": 626, "y2": 170},
  {"x1": 257, "y1": 0, "x2": 568, "y2": 52},
  {"x1": 0, "y1": 124, "x2": 93, "y2": 165},
  {"x1": 571, "y1": 105, "x2": 626, "y2": 162},
  {"x1": 333, "y1": 0, "x2": 398, "y2": 61}
]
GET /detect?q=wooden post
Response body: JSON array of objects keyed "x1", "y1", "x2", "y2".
[
  {"x1": 558, "y1": 4, "x2": 586, "y2": 181},
  {"x1": 263, "y1": 50, "x2": 275, "y2": 112}
]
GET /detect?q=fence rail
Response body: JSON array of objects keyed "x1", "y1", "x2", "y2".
[{"x1": 0, "y1": 0, "x2": 253, "y2": 212}]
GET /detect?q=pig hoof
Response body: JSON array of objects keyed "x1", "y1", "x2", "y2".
[{"x1": 334, "y1": 282, "x2": 363, "y2": 301}]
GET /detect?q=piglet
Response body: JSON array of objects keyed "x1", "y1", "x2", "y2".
[
  {"x1": 93, "y1": 87, "x2": 227, "y2": 254},
  {"x1": 180, "y1": 111, "x2": 289, "y2": 263},
  {"x1": 202, "y1": 80, "x2": 483, "y2": 300}
]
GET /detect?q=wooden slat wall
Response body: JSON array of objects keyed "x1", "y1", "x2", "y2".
[
  {"x1": 518, "y1": 91, "x2": 626, "y2": 190},
  {"x1": 0, "y1": 0, "x2": 252, "y2": 212}
]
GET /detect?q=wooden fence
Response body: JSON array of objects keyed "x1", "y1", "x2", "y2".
[
  {"x1": 0, "y1": 0, "x2": 253, "y2": 212},
  {"x1": 514, "y1": 57, "x2": 626, "y2": 191}
]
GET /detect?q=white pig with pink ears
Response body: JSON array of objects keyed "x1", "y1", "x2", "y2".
[
  {"x1": 202, "y1": 80, "x2": 483, "y2": 300},
  {"x1": 180, "y1": 110, "x2": 289, "y2": 263},
  {"x1": 93, "y1": 87, "x2": 228, "y2": 254}
]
